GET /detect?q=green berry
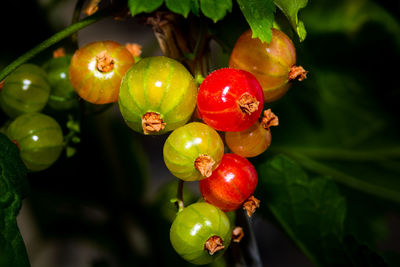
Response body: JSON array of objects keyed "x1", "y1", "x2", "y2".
[
  {"x1": 7, "y1": 113, "x2": 63, "y2": 171},
  {"x1": 118, "y1": 56, "x2": 197, "y2": 135},
  {"x1": 170, "y1": 202, "x2": 232, "y2": 265},
  {"x1": 163, "y1": 122, "x2": 224, "y2": 181},
  {"x1": 0, "y1": 64, "x2": 50, "y2": 118},
  {"x1": 43, "y1": 55, "x2": 77, "y2": 110}
]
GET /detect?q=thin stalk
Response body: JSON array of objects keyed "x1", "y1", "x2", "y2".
[
  {"x1": 176, "y1": 180, "x2": 185, "y2": 212},
  {"x1": 0, "y1": 10, "x2": 109, "y2": 81},
  {"x1": 70, "y1": 0, "x2": 87, "y2": 45}
]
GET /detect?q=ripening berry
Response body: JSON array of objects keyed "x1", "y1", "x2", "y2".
[
  {"x1": 118, "y1": 56, "x2": 197, "y2": 135},
  {"x1": 69, "y1": 40, "x2": 135, "y2": 104},
  {"x1": 229, "y1": 28, "x2": 307, "y2": 102}
]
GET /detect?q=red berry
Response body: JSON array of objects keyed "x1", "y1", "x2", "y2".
[
  {"x1": 200, "y1": 153, "x2": 258, "y2": 212},
  {"x1": 197, "y1": 68, "x2": 264, "y2": 132}
]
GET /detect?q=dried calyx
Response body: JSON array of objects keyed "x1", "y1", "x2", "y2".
[
  {"x1": 243, "y1": 195, "x2": 260, "y2": 217},
  {"x1": 141, "y1": 112, "x2": 166, "y2": 134},
  {"x1": 289, "y1": 65, "x2": 308, "y2": 81},
  {"x1": 232, "y1": 226, "x2": 244, "y2": 243},
  {"x1": 204, "y1": 236, "x2": 224, "y2": 255},
  {"x1": 53, "y1": 47, "x2": 66, "y2": 58},
  {"x1": 238, "y1": 93, "x2": 259, "y2": 115},
  {"x1": 261, "y1": 109, "x2": 279, "y2": 130},
  {"x1": 195, "y1": 154, "x2": 215, "y2": 177},
  {"x1": 96, "y1": 50, "x2": 114, "y2": 72},
  {"x1": 125, "y1": 43, "x2": 142, "y2": 58}
]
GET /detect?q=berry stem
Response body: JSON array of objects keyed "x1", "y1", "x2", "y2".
[
  {"x1": 70, "y1": 0, "x2": 87, "y2": 46},
  {"x1": 0, "y1": 10, "x2": 110, "y2": 82},
  {"x1": 177, "y1": 180, "x2": 185, "y2": 212}
]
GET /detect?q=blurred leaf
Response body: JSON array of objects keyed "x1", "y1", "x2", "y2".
[
  {"x1": 236, "y1": 0, "x2": 275, "y2": 43},
  {"x1": 128, "y1": 0, "x2": 164, "y2": 17},
  {"x1": 256, "y1": 154, "x2": 388, "y2": 265},
  {"x1": 256, "y1": 154, "x2": 345, "y2": 265},
  {"x1": 190, "y1": 0, "x2": 200, "y2": 16},
  {"x1": 274, "y1": 0, "x2": 308, "y2": 41},
  {"x1": 303, "y1": 0, "x2": 400, "y2": 46},
  {"x1": 200, "y1": 0, "x2": 232, "y2": 23},
  {"x1": 0, "y1": 133, "x2": 30, "y2": 267},
  {"x1": 165, "y1": 0, "x2": 192, "y2": 17}
]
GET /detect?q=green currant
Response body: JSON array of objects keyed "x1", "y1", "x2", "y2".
[
  {"x1": 7, "y1": 113, "x2": 63, "y2": 171},
  {"x1": 170, "y1": 202, "x2": 232, "y2": 265},
  {"x1": 0, "y1": 64, "x2": 50, "y2": 118},
  {"x1": 163, "y1": 122, "x2": 224, "y2": 181},
  {"x1": 43, "y1": 55, "x2": 77, "y2": 110},
  {"x1": 118, "y1": 56, "x2": 197, "y2": 135}
]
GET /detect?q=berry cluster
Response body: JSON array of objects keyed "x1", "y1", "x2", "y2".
[{"x1": 0, "y1": 28, "x2": 306, "y2": 265}]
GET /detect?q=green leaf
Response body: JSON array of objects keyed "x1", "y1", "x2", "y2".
[
  {"x1": 274, "y1": 0, "x2": 308, "y2": 42},
  {"x1": 256, "y1": 155, "x2": 388, "y2": 266},
  {"x1": 165, "y1": 0, "x2": 192, "y2": 17},
  {"x1": 128, "y1": 0, "x2": 164, "y2": 17},
  {"x1": 236, "y1": 0, "x2": 275, "y2": 43},
  {"x1": 256, "y1": 154, "x2": 346, "y2": 265},
  {"x1": 0, "y1": 133, "x2": 30, "y2": 267},
  {"x1": 200, "y1": 0, "x2": 232, "y2": 23}
]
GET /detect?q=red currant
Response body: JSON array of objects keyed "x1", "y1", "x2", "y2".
[
  {"x1": 197, "y1": 68, "x2": 264, "y2": 132},
  {"x1": 163, "y1": 122, "x2": 224, "y2": 181},
  {"x1": 118, "y1": 56, "x2": 197, "y2": 135},
  {"x1": 69, "y1": 40, "x2": 134, "y2": 104},
  {"x1": 170, "y1": 202, "x2": 232, "y2": 265},
  {"x1": 200, "y1": 153, "x2": 258, "y2": 213},
  {"x1": 229, "y1": 28, "x2": 307, "y2": 102}
]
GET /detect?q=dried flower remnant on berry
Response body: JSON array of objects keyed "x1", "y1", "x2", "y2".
[
  {"x1": 261, "y1": 109, "x2": 279, "y2": 130},
  {"x1": 204, "y1": 236, "x2": 224, "y2": 255},
  {"x1": 238, "y1": 93, "x2": 260, "y2": 115},
  {"x1": 243, "y1": 196, "x2": 260, "y2": 217},
  {"x1": 289, "y1": 65, "x2": 308, "y2": 81},
  {"x1": 195, "y1": 154, "x2": 215, "y2": 177},
  {"x1": 125, "y1": 43, "x2": 142, "y2": 58},
  {"x1": 232, "y1": 226, "x2": 244, "y2": 243},
  {"x1": 141, "y1": 112, "x2": 166, "y2": 134},
  {"x1": 0, "y1": 80, "x2": 4, "y2": 90},
  {"x1": 53, "y1": 47, "x2": 66, "y2": 58},
  {"x1": 96, "y1": 51, "x2": 114, "y2": 72},
  {"x1": 84, "y1": 0, "x2": 101, "y2": 16}
]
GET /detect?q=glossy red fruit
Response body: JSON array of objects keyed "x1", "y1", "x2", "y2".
[
  {"x1": 229, "y1": 28, "x2": 306, "y2": 102},
  {"x1": 197, "y1": 68, "x2": 264, "y2": 132},
  {"x1": 69, "y1": 40, "x2": 134, "y2": 104},
  {"x1": 200, "y1": 153, "x2": 258, "y2": 212}
]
